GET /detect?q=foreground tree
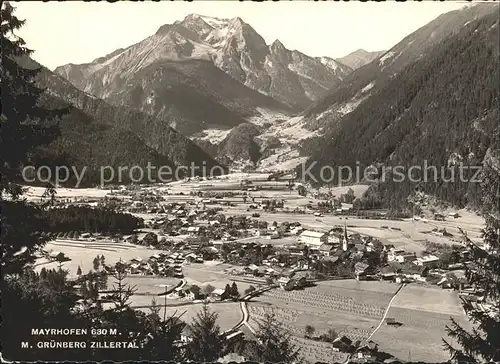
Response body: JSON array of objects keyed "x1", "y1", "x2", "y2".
[
  {"x1": 304, "y1": 324, "x2": 315, "y2": 338},
  {"x1": 0, "y1": 1, "x2": 68, "y2": 275},
  {"x1": 142, "y1": 303, "x2": 186, "y2": 361},
  {"x1": 0, "y1": 7, "x2": 186, "y2": 356},
  {"x1": 245, "y1": 312, "x2": 301, "y2": 363},
  {"x1": 443, "y1": 148, "x2": 500, "y2": 362},
  {"x1": 230, "y1": 281, "x2": 240, "y2": 299},
  {"x1": 184, "y1": 303, "x2": 225, "y2": 361},
  {"x1": 2, "y1": 267, "x2": 85, "y2": 361},
  {"x1": 0, "y1": 1, "x2": 67, "y2": 198}
]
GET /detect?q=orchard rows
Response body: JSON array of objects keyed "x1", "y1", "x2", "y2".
[
  {"x1": 291, "y1": 336, "x2": 349, "y2": 364},
  {"x1": 262, "y1": 289, "x2": 386, "y2": 318},
  {"x1": 248, "y1": 304, "x2": 373, "y2": 350}
]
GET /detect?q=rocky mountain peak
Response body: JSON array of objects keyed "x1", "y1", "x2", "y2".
[
  {"x1": 270, "y1": 39, "x2": 286, "y2": 52},
  {"x1": 156, "y1": 24, "x2": 173, "y2": 36},
  {"x1": 55, "y1": 12, "x2": 354, "y2": 111}
]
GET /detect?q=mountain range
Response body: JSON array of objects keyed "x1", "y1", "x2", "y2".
[
  {"x1": 53, "y1": 14, "x2": 360, "y2": 168},
  {"x1": 55, "y1": 14, "x2": 352, "y2": 111},
  {"x1": 298, "y1": 4, "x2": 499, "y2": 209},
  {"x1": 41, "y1": 5, "x2": 500, "y2": 208},
  {"x1": 336, "y1": 49, "x2": 386, "y2": 70},
  {"x1": 19, "y1": 57, "x2": 225, "y2": 186}
]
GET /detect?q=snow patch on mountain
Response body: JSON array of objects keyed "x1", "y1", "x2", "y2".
[
  {"x1": 336, "y1": 97, "x2": 367, "y2": 115},
  {"x1": 245, "y1": 107, "x2": 289, "y2": 126},
  {"x1": 318, "y1": 56, "x2": 339, "y2": 71},
  {"x1": 195, "y1": 128, "x2": 232, "y2": 144},
  {"x1": 361, "y1": 82, "x2": 375, "y2": 93},
  {"x1": 379, "y1": 51, "x2": 395, "y2": 65},
  {"x1": 199, "y1": 15, "x2": 229, "y2": 30}
]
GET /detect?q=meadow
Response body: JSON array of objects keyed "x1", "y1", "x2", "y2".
[{"x1": 371, "y1": 285, "x2": 470, "y2": 362}]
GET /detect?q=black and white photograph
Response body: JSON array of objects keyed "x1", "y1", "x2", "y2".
[{"x1": 1, "y1": 0, "x2": 499, "y2": 362}]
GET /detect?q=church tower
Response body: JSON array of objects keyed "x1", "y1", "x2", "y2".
[{"x1": 342, "y1": 220, "x2": 348, "y2": 251}]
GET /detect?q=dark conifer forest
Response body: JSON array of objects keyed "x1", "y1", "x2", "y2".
[{"x1": 299, "y1": 9, "x2": 499, "y2": 210}]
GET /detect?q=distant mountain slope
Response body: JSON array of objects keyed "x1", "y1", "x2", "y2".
[
  {"x1": 302, "y1": 4, "x2": 497, "y2": 124},
  {"x1": 336, "y1": 49, "x2": 385, "y2": 70},
  {"x1": 55, "y1": 14, "x2": 352, "y2": 110},
  {"x1": 299, "y1": 7, "x2": 499, "y2": 209},
  {"x1": 103, "y1": 59, "x2": 292, "y2": 136},
  {"x1": 34, "y1": 95, "x2": 177, "y2": 187},
  {"x1": 20, "y1": 58, "x2": 225, "y2": 180},
  {"x1": 216, "y1": 123, "x2": 263, "y2": 168}
]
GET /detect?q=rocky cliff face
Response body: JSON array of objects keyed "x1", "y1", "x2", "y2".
[{"x1": 54, "y1": 14, "x2": 352, "y2": 111}]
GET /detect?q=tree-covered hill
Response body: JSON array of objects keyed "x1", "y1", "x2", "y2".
[{"x1": 299, "y1": 8, "x2": 499, "y2": 210}]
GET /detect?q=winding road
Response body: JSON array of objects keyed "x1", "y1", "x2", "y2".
[{"x1": 230, "y1": 285, "x2": 277, "y2": 335}]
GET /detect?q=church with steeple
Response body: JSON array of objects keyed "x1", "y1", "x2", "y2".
[{"x1": 342, "y1": 221, "x2": 349, "y2": 251}]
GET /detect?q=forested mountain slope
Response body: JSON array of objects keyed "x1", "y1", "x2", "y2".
[
  {"x1": 32, "y1": 94, "x2": 177, "y2": 187},
  {"x1": 24, "y1": 58, "x2": 224, "y2": 173},
  {"x1": 216, "y1": 123, "x2": 263, "y2": 168},
  {"x1": 299, "y1": 8, "x2": 499, "y2": 210},
  {"x1": 301, "y1": 4, "x2": 496, "y2": 131}
]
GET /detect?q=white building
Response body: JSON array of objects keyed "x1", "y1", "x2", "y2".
[
  {"x1": 299, "y1": 230, "x2": 328, "y2": 247},
  {"x1": 414, "y1": 254, "x2": 440, "y2": 266},
  {"x1": 210, "y1": 288, "x2": 225, "y2": 300}
]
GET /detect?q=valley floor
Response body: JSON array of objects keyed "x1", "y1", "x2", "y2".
[{"x1": 26, "y1": 173, "x2": 484, "y2": 363}]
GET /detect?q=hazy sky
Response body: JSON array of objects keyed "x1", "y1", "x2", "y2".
[{"x1": 14, "y1": 1, "x2": 468, "y2": 70}]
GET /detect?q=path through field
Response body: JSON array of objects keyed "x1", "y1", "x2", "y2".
[{"x1": 366, "y1": 283, "x2": 406, "y2": 341}]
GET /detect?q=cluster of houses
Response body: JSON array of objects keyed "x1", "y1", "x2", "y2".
[
  {"x1": 256, "y1": 222, "x2": 476, "y2": 292},
  {"x1": 72, "y1": 185, "x2": 478, "y2": 302},
  {"x1": 123, "y1": 252, "x2": 202, "y2": 277},
  {"x1": 172, "y1": 285, "x2": 230, "y2": 302}
]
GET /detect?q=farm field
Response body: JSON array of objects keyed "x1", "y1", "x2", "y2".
[
  {"x1": 24, "y1": 186, "x2": 110, "y2": 201},
  {"x1": 34, "y1": 239, "x2": 167, "y2": 277},
  {"x1": 289, "y1": 335, "x2": 349, "y2": 363},
  {"x1": 135, "y1": 302, "x2": 242, "y2": 332},
  {"x1": 247, "y1": 280, "x2": 399, "y2": 357},
  {"x1": 315, "y1": 279, "x2": 400, "y2": 296},
  {"x1": 390, "y1": 285, "x2": 464, "y2": 315},
  {"x1": 248, "y1": 301, "x2": 380, "y2": 342},
  {"x1": 183, "y1": 262, "x2": 262, "y2": 293},
  {"x1": 108, "y1": 276, "x2": 181, "y2": 295},
  {"x1": 371, "y1": 285, "x2": 471, "y2": 362}
]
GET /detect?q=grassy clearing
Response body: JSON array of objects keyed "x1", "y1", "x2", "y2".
[
  {"x1": 35, "y1": 240, "x2": 167, "y2": 277},
  {"x1": 315, "y1": 279, "x2": 400, "y2": 295},
  {"x1": 183, "y1": 263, "x2": 255, "y2": 293},
  {"x1": 25, "y1": 186, "x2": 110, "y2": 201},
  {"x1": 107, "y1": 276, "x2": 181, "y2": 295},
  {"x1": 371, "y1": 285, "x2": 470, "y2": 362},
  {"x1": 390, "y1": 285, "x2": 464, "y2": 315},
  {"x1": 371, "y1": 306, "x2": 469, "y2": 362}
]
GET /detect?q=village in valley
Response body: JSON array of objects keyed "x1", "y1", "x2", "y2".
[{"x1": 31, "y1": 173, "x2": 490, "y2": 363}]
